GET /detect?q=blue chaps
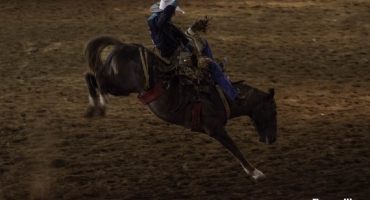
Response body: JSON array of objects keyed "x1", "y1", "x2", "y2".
[{"x1": 201, "y1": 39, "x2": 238, "y2": 100}]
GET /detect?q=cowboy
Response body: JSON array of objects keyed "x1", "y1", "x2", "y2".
[{"x1": 148, "y1": 0, "x2": 238, "y2": 100}]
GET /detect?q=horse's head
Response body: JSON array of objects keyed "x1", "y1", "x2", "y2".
[{"x1": 250, "y1": 88, "x2": 277, "y2": 145}]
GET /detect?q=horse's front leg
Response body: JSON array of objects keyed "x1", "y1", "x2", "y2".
[
  {"x1": 84, "y1": 72, "x2": 107, "y2": 117},
  {"x1": 208, "y1": 127, "x2": 265, "y2": 180}
]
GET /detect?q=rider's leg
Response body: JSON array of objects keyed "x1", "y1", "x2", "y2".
[
  {"x1": 208, "y1": 61, "x2": 238, "y2": 100},
  {"x1": 201, "y1": 38, "x2": 214, "y2": 60},
  {"x1": 202, "y1": 38, "x2": 227, "y2": 72}
]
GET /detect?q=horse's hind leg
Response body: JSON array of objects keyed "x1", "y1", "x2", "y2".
[
  {"x1": 97, "y1": 91, "x2": 109, "y2": 116},
  {"x1": 84, "y1": 72, "x2": 106, "y2": 117},
  {"x1": 208, "y1": 127, "x2": 265, "y2": 180}
]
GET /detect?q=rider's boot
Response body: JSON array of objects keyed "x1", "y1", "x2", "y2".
[{"x1": 219, "y1": 57, "x2": 227, "y2": 72}]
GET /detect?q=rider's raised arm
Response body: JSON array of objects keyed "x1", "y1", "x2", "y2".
[{"x1": 154, "y1": 1, "x2": 178, "y2": 29}]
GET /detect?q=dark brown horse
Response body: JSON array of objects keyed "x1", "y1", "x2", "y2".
[{"x1": 83, "y1": 36, "x2": 277, "y2": 180}]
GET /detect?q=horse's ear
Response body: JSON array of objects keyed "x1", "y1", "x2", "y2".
[{"x1": 268, "y1": 88, "x2": 275, "y2": 99}]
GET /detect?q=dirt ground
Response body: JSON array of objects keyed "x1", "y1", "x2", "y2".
[{"x1": 1, "y1": 0, "x2": 369, "y2": 199}]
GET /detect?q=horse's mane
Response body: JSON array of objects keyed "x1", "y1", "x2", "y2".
[{"x1": 234, "y1": 81, "x2": 268, "y2": 96}]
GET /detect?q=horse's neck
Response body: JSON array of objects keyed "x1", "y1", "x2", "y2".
[{"x1": 230, "y1": 85, "x2": 267, "y2": 118}]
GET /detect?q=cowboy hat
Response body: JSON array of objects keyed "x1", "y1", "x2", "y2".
[{"x1": 150, "y1": 0, "x2": 185, "y2": 14}]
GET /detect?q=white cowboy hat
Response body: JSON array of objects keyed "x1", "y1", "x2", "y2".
[{"x1": 150, "y1": 0, "x2": 185, "y2": 14}]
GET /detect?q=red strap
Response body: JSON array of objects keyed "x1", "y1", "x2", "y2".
[
  {"x1": 137, "y1": 83, "x2": 166, "y2": 105},
  {"x1": 191, "y1": 102, "x2": 202, "y2": 126}
]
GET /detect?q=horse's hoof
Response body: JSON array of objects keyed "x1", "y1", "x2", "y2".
[
  {"x1": 84, "y1": 107, "x2": 96, "y2": 118},
  {"x1": 96, "y1": 106, "x2": 106, "y2": 117},
  {"x1": 251, "y1": 168, "x2": 266, "y2": 180}
]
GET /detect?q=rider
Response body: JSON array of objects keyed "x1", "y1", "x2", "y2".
[{"x1": 148, "y1": 0, "x2": 238, "y2": 100}]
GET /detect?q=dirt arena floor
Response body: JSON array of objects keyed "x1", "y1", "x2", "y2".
[{"x1": 1, "y1": 0, "x2": 369, "y2": 199}]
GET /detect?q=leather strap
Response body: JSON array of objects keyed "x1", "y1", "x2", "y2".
[
  {"x1": 215, "y1": 85, "x2": 231, "y2": 119},
  {"x1": 137, "y1": 83, "x2": 166, "y2": 105},
  {"x1": 191, "y1": 102, "x2": 202, "y2": 131}
]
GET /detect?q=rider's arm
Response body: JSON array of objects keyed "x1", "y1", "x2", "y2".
[{"x1": 154, "y1": 1, "x2": 178, "y2": 29}]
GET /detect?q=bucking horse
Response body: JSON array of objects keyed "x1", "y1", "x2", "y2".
[{"x1": 83, "y1": 34, "x2": 277, "y2": 180}]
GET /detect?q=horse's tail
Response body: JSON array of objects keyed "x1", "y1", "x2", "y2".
[{"x1": 84, "y1": 36, "x2": 122, "y2": 75}]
